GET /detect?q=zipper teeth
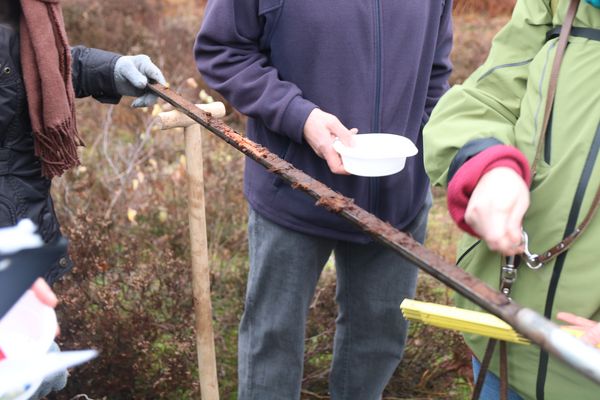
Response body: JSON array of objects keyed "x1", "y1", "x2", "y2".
[
  {"x1": 373, "y1": 0, "x2": 382, "y2": 133},
  {"x1": 370, "y1": 0, "x2": 382, "y2": 215},
  {"x1": 543, "y1": 122, "x2": 600, "y2": 319},
  {"x1": 536, "y1": 122, "x2": 600, "y2": 399},
  {"x1": 544, "y1": 108, "x2": 554, "y2": 164}
]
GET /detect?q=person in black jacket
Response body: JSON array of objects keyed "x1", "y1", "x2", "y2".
[
  {"x1": 0, "y1": 0, "x2": 165, "y2": 284},
  {"x1": 0, "y1": 1, "x2": 165, "y2": 398}
]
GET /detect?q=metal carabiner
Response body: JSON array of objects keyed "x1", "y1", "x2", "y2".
[{"x1": 521, "y1": 231, "x2": 543, "y2": 270}]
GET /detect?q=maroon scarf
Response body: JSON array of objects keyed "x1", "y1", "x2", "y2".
[{"x1": 19, "y1": 0, "x2": 82, "y2": 178}]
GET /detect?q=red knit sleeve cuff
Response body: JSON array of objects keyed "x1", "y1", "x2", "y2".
[{"x1": 447, "y1": 145, "x2": 531, "y2": 237}]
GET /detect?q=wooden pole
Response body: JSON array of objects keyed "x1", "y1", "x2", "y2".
[
  {"x1": 157, "y1": 102, "x2": 226, "y2": 399},
  {"x1": 184, "y1": 123, "x2": 219, "y2": 400}
]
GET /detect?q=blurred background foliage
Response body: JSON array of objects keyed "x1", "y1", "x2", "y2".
[{"x1": 51, "y1": 0, "x2": 516, "y2": 399}]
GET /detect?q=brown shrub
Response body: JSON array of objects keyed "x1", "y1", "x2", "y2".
[
  {"x1": 53, "y1": 104, "x2": 247, "y2": 399},
  {"x1": 454, "y1": 0, "x2": 517, "y2": 16},
  {"x1": 62, "y1": 0, "x2": 204, "y2": 89},
  {"x1": 53, "y1": 1, "x2": 245, "y2": 398},
  {"x1": 450, "y1": 15, "x2": 511, "y2": 85}
]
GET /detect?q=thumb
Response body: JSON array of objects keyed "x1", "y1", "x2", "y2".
[{"x1": 330, "y1": 122, "x2": 356, "y2": 147}]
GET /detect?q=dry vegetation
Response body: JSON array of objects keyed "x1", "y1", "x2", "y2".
[
  {"x1": 49, "y1": 0, "x2": 515, "y2": 399},
  {"x1": 453, "y1": 0, "x2": 516, "y2": 16}
]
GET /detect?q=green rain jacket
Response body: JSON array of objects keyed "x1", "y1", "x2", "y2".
[{"x1": 424, "y1": 0, "x2": 600, "y2": 399}]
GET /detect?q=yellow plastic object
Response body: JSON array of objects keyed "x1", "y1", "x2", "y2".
[
  {"x1": 401, "y1": 300, "x2": 600, "y2": 348},
  {"x1": 400, "y1": 299, "x2": 530, "y2": 345}
]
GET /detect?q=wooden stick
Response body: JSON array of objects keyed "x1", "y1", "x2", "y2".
[
  {"x1": 157, "y1": 104, "x2": 224, "y2": 399},
  {"x1": 157, "y1": 103, "x2": 226, "y2": 129},
  {"x1": 185, "y1": 123, "x2": 219, "y2": 400}
]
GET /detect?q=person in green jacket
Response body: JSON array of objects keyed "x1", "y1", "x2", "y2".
[{"x1": 424, "y1": 0, "x2": 600, "y2": 399}]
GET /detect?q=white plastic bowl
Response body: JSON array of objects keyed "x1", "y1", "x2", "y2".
[{"x1": 333, "y1": 133, "x2": 418, "y2": 177}]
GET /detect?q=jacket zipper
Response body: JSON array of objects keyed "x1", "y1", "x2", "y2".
[
  {"x1": 369, "y1": 0, "x2": 383, "y2": 215},
  {"x1": 544, "y1": 107, "x2": 554, "y2": 164},
  {"x1": 535, "y1": 121, "x2": 600, "y2": 400}
]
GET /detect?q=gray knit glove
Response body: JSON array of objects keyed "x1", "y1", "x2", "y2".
[{"x1": 114, "y1": 55, "x2": 166, "y2": 108}]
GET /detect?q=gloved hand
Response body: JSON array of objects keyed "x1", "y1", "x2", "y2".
[{"x1": 114, "y1": 54, "x2": 166, "y2": 108}]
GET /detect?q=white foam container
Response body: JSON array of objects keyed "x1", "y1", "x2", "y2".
[
  {"x1": 0, "y1": 291, "x2": 57, "y2": 399},
  {"x1": 0, "y1": 290, "x2": 57, "y2": 360},
  {"x1": 333, "y1": 133, "x2": 418, "y2": 177}
]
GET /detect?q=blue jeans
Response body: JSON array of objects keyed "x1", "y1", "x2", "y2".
[
  {"x1": 472, "y1": 356, "x2": 523, "y2": 400},
  {"x1": 238, "y1": 195, "x2": 431, "y2": 400}
]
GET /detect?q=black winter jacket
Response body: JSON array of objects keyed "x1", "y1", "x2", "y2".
[{"x1": 0, "y1": 15, "x2": 122, "y2": 284}]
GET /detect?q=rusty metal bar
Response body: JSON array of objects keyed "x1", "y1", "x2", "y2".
[{"x1": 148, "y1": 83, "x2": 600, "y2": 385}]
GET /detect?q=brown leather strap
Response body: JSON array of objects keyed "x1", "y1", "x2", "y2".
[
  {"x1": 471, "y1": 339, "x2": 510, "y2": 399},
  {"x1": 537, "y1": 185, "x2": 600, "y2": 263},
  {"x1": 532, "y1": 0, "x2": 580, "y2": 175},
  {"x1": 528, "y1": 0, "x2": 600, "y2": 266},
  {"x1": 499, "y1": 341, "x2": 509, "y2": 400},
  {"x1": 472, "y1": 339, "x2": 497, "y2": 400}
]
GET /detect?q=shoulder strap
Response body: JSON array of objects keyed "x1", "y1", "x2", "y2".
[
  {"x1": 471, "y1": 339, "x2": 510, "y2": 400},
  {"x1": 533, "y1": 0, "x2": 580, "y2": 175},
  {"x1": 535, "y1": 187, "x2": 600, "y2": 265},
  {"x1": 526, "y1": 0, "x2": 600, "y2": 267}
]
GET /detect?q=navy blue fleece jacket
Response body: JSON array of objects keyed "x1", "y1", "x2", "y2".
[{"x1": 195, "y1": 0, "x2": 453, "y2": 242}]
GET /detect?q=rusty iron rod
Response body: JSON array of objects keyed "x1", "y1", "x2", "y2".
[{"x1": 148, "y1": 83, "x2": 600, "y2": 385}]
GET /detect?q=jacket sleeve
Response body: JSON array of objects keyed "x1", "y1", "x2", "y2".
[
  {"x1": 423, "y1": 0, "x2": 453, "y2": 126},
  {"x1": 423, "y1": 0, "x2": 553, "y2": 187},
  {"x1": 194, "y1": 0, "x2": 316, "y2": 144},
  {"x1": 71, "y1": 46, "x2": 122, "y2": 104},
  {"x1": 447, "y1": 144, "x2": 531, "y2": 236}
]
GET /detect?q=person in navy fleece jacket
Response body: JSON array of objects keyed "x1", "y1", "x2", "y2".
[{"x1": 195, "y1": 1, "x2": 453, "y2": 399}]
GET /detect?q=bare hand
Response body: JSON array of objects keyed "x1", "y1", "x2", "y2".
[
  {"x1": 303, "y1": 109, "x2": 357, "y2": 174},
  {"x1": 31, "y1": 278, "x2": 58, "y2": 308},
  {"x1": 557, "y1": 312, "x2": 600, "y2": 346},
  {"x1": 465, "y1": 167, "x2": 530, "y2": 255}
]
